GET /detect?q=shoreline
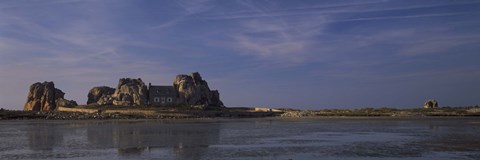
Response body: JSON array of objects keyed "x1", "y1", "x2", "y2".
[
  {"x1": 2, "y1": 106, "x2": 480, "y2": 120},
  {"x1": 0, "y1": 109, "x2": 281, "y2": 120},
  {"x1": 2, "y1": 116, "x2": 480, "y2": 123}
]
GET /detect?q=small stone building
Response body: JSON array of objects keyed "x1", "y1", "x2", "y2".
[{"x1": 148, "y1": 83, "x2": 177, "y2": 106}]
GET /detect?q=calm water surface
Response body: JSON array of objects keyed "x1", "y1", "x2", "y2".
[{"x1": 0, "y1": 117, "x2": 479, "y2": 160}]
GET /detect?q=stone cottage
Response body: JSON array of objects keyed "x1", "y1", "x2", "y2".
[{"x1": 148, "y1": 83, "x2": 177, "y2": 106}]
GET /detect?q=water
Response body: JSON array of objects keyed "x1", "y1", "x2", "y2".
[{"x1": 0, "y1": 117, "x2": 479, "y2": 160}]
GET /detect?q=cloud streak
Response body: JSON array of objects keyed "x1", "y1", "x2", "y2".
[
  {"x1": 200, "y1": 1, "x2": 480, "y2": 20},
  {"x1": 197, "y1": 0, "x2": 480, "y2": 67},
  {"x1": 1, "y1": 0, "x2": 479, "y2": 109}
]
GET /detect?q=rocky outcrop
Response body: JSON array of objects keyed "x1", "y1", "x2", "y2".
[
  {"x1": 87, "y1": 86, "x2": 115, "y2": 105},
  {"x1": 24, "y1": 82, "x2": 77, "y2": 111},
  {"x1": 209, "y1": 90, "x2": 222, "y2": 107},
  {"x1": 112, "y1": 78, "x2": 148, "y2": 106},
  {"x1": 97, "y1": 95, "x2": 114, "y2": 105},
  {"x1": 24, "y1": 82, "x2": 56, "y2": 111},
  {"x1": 424, "y1": 99, "x2": 438, "y2": 108},
  {"x1": 173, "y1": 72, "x2": 224, "y2": 107},
  {"x1": 53, "y1": 88, "x2": 78, "y2": 107},
  {"x1": 84, "y1": 73, "x2": 223, "y2": 108},
  {"x1": 56, "y1": 98, "x2": 78, "y2": 108}
]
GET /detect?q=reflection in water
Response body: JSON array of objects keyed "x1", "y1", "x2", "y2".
[
  {"x1": 11, "y1": 118, "x2": 480, "y2": 159},
  {"x1": 419, "y1": 120, "x2": 480, "y2": 153},
  {"x1": 86, "y1": 121, "x2": 220, "y2": 159},
  {"x1": 27, "y1": 123, "x2": 64, "y2": 151}
]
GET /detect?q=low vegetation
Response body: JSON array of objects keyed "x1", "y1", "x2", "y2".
[
  {"x1": 1, "y1": 105, "x2": 479, "y2": 120},
  {"x1": 278, "y1": 106, "x2": 480, "y2": 117}
]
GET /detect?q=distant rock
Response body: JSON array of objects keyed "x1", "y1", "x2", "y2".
[
  {"x1": 173, "y1": 72, "x2": 224, "y2": 107},
  {"x1": 112, "y1": 78, "x2": 148, "y2": 106},
  {"x1": 87, "y1": 86, "x2": 115, "y2": 105},
  {"x1": 424, "y1": 99, "x2": 438, "y2": 108},
  {"x1": 24, "y1": 82, "x2": 77, "y2": 111}
]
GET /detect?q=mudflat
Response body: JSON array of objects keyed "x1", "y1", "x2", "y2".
[{"x1": 0, "y1": 117, "x2": 479, "y2": 159}]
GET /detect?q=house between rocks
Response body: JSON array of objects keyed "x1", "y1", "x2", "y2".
[
  {"x1": 23, "y1": 72, "x2": 223, "y2": 111},
  {"x1": 148, "y1": 84, "x2": 176, "y2": 106},
  {"x1": 87, "y1": 72, "x2": 224, "y2": 108}
]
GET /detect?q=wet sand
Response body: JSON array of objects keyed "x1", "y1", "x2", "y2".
[{"x1": 0, "y1": 117, "x2": 479, "y2": 159}]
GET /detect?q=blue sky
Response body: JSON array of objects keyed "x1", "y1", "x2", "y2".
[{"x1": 1, "y1": 0, "x2": 480, "y2": 109}]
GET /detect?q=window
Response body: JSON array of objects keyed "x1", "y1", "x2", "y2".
[
  {"x1": 154, "y1": 97, "x2": 160, "y2": 103},
  {"x1": 161, "y1": 97, "x2": 166, "y2": 104},
  {"x1": 167, "y1": 97, "x2": 173, "y2": 103}
]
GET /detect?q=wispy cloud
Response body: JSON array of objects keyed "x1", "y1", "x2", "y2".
[
  {"x1": 201, "y1": 0, "x2": 383, "y2": 20},
  {"x1": 211, "y1": 1, "x2": 329, "y2": 65},
  {"x1": 175, "y1": 0, "x2": 216, "y2": 14},
  {"x1": 0, "y1": 0, "x2": 89, "y2": 10},
  {"x1": 0, "y1": 0, "x2": 181, "y2": 107},
  {"x1": 334, "y1": 12, "x2": 480, "y2": 22},
  {"x1": 201, "y1": 0, "x2": 480, "y2": 66},
  {"x1": 201, "y1": 1, "x2": 480, "y2": 20},
  {"x1": 1, "y1": 0, "x2": 480, "y2": 109},
  {"x1": 150, "y1": 0, "x2": 216, "y2": 30}
]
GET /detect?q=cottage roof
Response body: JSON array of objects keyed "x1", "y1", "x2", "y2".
[{"x1": 149, "y1": 85, "x2": 176, "y2": 95}]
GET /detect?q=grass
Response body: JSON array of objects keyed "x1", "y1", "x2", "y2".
[
  {"x1": 278, "y1": 106, "x2": 480, "y2": 117},
  {"x1": 2, "y1": 105, "x2": 480, "y2": 120}
]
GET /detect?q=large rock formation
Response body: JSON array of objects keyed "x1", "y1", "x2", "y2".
[
  {"x1": 24, "y1": 82, "x2": 55, "y2": 111},
  {"x1": 86, "y1": 79, "x2": 149, "y2": 106},
  {"x1": 173, "y1": 72, "x2": 224, "y2": 107},
  {"x1": 112, "y1": 78, "x2": 148, "y2": 106},
  {"x1": 87, "y1": 86, "x2": 115, "y2": 105},
  {"x1": 54, "y1": 88, "x2": 78, "y2": 108},
  {"x1": 424, "y1": 99, "x2": 438, "y2": 108},
  {"x1": 85, "y1": 73, "x2": 224, "y2": 108},
  {"x1": 24, "y1": 82, "x2": 77, "y2": 111}
]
